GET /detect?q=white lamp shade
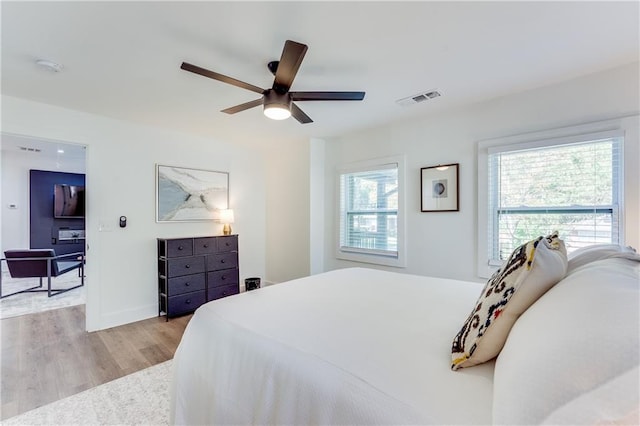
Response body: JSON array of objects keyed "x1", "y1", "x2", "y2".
[
  {"x1": 263, "y1": 105, "x2": 291, "y2": 120},
  {"x1": 219, "y1": 209, "x2": 234, "y2": 224}
]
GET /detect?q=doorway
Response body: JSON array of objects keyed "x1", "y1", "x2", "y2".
[{"x1": 0, "y1": 133, "x2": 88, "y2": 320}]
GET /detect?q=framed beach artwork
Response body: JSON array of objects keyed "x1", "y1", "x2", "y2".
[
  {"x1": 156, "y1": 164, "x2": 229, "y2": 222},
  {"x1": 420, "y1": 163, "x2": 459, "y2": 212}
]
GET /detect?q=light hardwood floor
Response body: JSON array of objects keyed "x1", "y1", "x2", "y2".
[{"x1": 0, "y1": 304, "x2": 191, "y2": 420}]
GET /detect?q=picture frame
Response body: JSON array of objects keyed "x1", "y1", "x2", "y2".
[
  {"x1": 156, "y1": 164, "x2": 229, "y2": 222},
  {"x1": 420, "y1": 163, "x2": 459, "y2": 212}
]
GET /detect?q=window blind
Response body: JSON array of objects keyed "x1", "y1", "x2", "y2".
[
  {"x1": 339, "y1": 163, "x2": 398, "y2": 258},
  {"x1": 488, "y1": 136, "x2": 622, "y2": 263}
]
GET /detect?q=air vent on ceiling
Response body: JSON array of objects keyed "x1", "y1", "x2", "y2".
[
  {"x1": 19, "y1": 146, "x2": 42, "y2": 153},
  {"x1": 396, "y1": 89, "x2": 442, "y2": 107}
]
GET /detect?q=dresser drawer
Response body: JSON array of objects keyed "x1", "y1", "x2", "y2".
[
  {"x1": 167, "y1": 273, "x2": 205, "y2": 296},
  {"x1": 217, "y1": 235, "x2": 238, "y2": 252},
  {"x1": 194, "y1": 237, "x2": 217, "y2": 255},
  {"x1": 167, "y1": 291, "x2": 206, "y2": 317},
  {"x1": 166, "y1": 239, "x2": 193, "y2": 257},
  {"x1": 207, "y1": 252, "x2": 238, "y2": 271},
  {"x1": 208, "y1": 268, "x2": 239, "y2": 289},
  {"x1": 167, "y1": 256, "x2": 205, "y2": 277},
  {"x1": 207, "y1": 283, "x2": 239, "y2": 302}
]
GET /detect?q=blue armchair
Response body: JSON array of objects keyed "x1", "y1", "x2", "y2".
[{"x1": 1, "y1": 249, "x2": 84, "y2": 298}]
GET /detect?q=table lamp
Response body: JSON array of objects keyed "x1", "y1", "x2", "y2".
[{"x1": 219, "y1": 209, "x2": 234, "y2": 236}]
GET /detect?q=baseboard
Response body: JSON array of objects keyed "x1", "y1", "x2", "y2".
[
  {"x1": 94, "y1": 303, "x2": 157, "y2": 331},
  {"x1": 95, "y1": 283, "x2": 277, "y2": 330}
]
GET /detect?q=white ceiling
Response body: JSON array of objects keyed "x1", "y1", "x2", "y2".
[{"x1": 2, "y1": 1, "x2": 639, "y2": 146}]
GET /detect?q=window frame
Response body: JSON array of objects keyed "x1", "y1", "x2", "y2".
[
  {"x1": 336, "y1": 155, "x2": 406, "y2": 267},
  {"x1": 478, "y1": 126, "x2": 625, "y2": 278}
]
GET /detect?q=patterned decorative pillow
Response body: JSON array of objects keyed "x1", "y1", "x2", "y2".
[{"x1": 451, "y1": 232, "x2": 567, "y2": 370}]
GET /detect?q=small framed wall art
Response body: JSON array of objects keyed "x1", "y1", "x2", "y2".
[{"x1": 420, "y1": 163, "x2": 459, "y2": 212}]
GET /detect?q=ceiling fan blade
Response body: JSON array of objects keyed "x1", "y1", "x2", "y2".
[
  {"x1": 181, "y1": 62, "x2": 264, "y2": 95},
  {"x1": 290, "y1": 91, "x2": 366, "y2": 101},
  {"x1": 273, "y1": 40, "x2": 308, "y2": 93},
  {"x1": 291, "y1": 103, "x2": 313, "y2": 124},
  {"x1": 221, "y1": 98, "x2": 263, "y2": 114}
]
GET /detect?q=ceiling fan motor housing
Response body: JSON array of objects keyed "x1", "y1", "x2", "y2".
[
  {"x1": 264, "y1": 89, "x2": 291, "y2": 109},
  {"x1": 263, "y1": 89, "x2": 292, "y2": 120}
]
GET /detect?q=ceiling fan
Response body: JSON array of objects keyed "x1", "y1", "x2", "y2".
[{"x1": 180, "y1": 40, "x2": 365, "y2": 124}]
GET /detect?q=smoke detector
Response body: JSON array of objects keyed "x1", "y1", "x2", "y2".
[
  {"x1": 396, "y1": 89, "x2": 441, "y2": 107},
  {"x1": 35, "y1": 59, "x2": 63, "y2": 73}
]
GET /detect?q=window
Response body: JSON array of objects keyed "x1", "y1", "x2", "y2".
[
  {"x1": 479, "y1": 129, "x2": 623, "y2": 274},
  {"x1": 338, "y1": 157, "x2": 405, "y2": 267}
]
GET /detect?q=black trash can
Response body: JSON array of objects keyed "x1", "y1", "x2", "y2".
[{"x1": 245, "y1": 277, "x2": 261, "y2": 291}]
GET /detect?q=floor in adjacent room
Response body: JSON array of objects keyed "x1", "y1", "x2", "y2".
[
  {"x1": 0, "y1": 304, "x2": 192, "y2": 420},
  {"x1": 0, "y1": 271, "x2": 85, "y2": 320}
]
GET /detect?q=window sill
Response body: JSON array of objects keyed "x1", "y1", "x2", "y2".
[{"x1": 336, "y1": 250, "x2": 406, "y2": 268}]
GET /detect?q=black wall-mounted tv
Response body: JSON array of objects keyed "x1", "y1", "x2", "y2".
[{"x1": 53, "y1": 184, "x2": 85, "y2": 218}]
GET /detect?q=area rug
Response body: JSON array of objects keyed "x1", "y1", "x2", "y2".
[
  {"x1": 0, "y1": 271, "x2": 85, "y2": 319},
  {"x1": 3, "y1": 360, "x2": 172, "y2": 425}
]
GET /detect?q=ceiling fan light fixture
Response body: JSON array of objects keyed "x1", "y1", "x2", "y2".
[
  {"x1": 264, "y1": 105, "x2": 291, "y2": 120},
  {"x1": 263, "y1": 90, "x2": 291, "y2": 120}
]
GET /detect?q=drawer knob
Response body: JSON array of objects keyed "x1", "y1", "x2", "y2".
[
  {"x1": 185, "y1": 264, "x2": 190, "y2": 269},
  {"x1": 204, "y1": 244, "x2": 208, "y2": 248},
  {"x1": 186, "y1": 299, "x2": 191, "y2": 304},
  {"x1": 178, "y1": 246, "x2": 183, "y2": 250},
  {"x1": 226, "y1": 242, "x2": 230, "y2": 246},
  {"x1": 185, "y1": 282, "x2": 190, "y2": 286},
  {"x1": 221, "y1": 259, "x2": 225, "y2": 264},
  {"x1": 221, "y1": 275, "x2": 226, "y2": 280}
]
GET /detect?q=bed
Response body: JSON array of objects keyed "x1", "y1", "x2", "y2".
[{"x1": 170, "y1": 242, "x2": 639, "y2": 425}]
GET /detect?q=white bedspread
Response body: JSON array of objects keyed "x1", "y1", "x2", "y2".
[{"x1": 170, "y1": 267, "x2": 494, "y2": 425}]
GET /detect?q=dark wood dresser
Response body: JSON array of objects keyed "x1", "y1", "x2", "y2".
[{"x1": 157, "y1": 235, "x2": 239, "y2": 320}]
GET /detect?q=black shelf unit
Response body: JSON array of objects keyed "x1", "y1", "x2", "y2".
[{"x1": 157, "y1": 235, "x2": 239, "y2": 320}]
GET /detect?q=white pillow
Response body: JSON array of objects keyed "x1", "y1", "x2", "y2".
[
  {"x1": 451, "y1": 233, "x2": 567, "y2": 370},
  {"x1": 492, "y1": 257, "x2": 640, "y2": 425},
  {"x1": 567, "y1": 244, "x2": 638, "y2": 274}
]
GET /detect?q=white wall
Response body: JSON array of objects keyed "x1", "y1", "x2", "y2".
[
  {"x1": 320, "y1": 62, "x2": 640, "y2": 282},
  {"x1": 263, "y1": 137, "x2": 311, "y2": 284},
  {"x1": 1, "y1": 95, "x2": 267, "y2": 331},
  {"x1": 0, "y1": 147, "x2": 2, "y2": 258},
  {"x1": 1, "y1": 142, "x2": 86, "y2": 253},
  {"x1": 309, "y1": 138, "x2": 325, "y2": 275}
]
